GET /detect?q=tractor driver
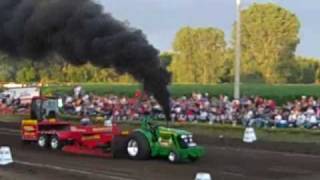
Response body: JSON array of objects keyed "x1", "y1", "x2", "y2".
[
  {"x1": 143, "y1": 115, "x2": 159, "y2": 141},
  {"x1": 44, "y1": 111, "x2": 57, "y2": 122}
]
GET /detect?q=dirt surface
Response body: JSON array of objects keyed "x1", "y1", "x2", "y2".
[
  {"x1": 1, "y1": 121, "x2": 320, "y2": 180},
  {"x1": 0, "y1": 163, "x2": 103, "y2": 180},
  {"x1": 195, "y1": 134, "x2": 320, "y2": 156}
]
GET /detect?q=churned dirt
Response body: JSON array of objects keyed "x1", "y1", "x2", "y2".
[{"x1": 1, "y1": 121, "x2": 320, "y2": 180}]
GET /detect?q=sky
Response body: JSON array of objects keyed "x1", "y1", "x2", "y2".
[{"x1": 99, "y1": 0, "x2": 320, "y2": 58}]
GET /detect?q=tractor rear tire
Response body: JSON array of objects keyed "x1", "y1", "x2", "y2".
[
  {"x1": 127, "y1": 132, "x2": 150, "y2": 160},
  {"x1": 38, "y1": 135, "x2": 49, "y2": 148},
  {"x1": 50, "y1": 135, "x2": 63, "y2": 150}
]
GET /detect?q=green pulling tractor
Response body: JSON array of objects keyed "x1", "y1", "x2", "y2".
[{"x1": 126, "y1": 117, "x2": 204, "y2": 163}]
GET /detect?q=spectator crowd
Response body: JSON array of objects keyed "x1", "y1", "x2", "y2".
[
  {"x1": 61, "y1": 87, "x2": 320, "y2": 129},
  {"x1": 1, "y1": 86, "x2": 320, "y2": 129}
]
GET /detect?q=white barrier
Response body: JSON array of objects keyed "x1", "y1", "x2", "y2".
[
  {"x1": 243, "y1": 127, "x2": 257, "y2": 143},
  {"x1": 0, "y1": 146, "x2": 13, "y2": 165},
  {"x1": 195, "y1": 172, "x2": 212, "y2": 180}
]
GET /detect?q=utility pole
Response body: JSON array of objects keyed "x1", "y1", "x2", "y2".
[{"x1": 234, "y1": 0, "x2": 241, "y2": 99}]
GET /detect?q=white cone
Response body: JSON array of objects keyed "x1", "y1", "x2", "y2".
[
  {"x1": 0, "y1": 146, "x2": 13, "y2": 165},
  {"x1": 195, "y1": 172, "x2": 212, "y2": 180},
  {"x1": 243, "y1": 127, "x2": 257, "y2": 143}
]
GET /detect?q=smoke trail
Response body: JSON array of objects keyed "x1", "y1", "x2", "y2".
[{"x1": 0, "y1": 0, "x2": 171, "y2": 119}]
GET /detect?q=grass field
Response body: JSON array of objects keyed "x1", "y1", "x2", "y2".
[{"x1": 41, "y1": 83, "x2": 320, "y2": 104}]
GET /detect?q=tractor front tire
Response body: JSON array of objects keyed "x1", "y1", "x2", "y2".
[
  {"x1": 168, "y1": 151, "x2": 181, "y2": 163},
  {"x1": 127, "y1": 132, "x2": 150, "y2": 160},
  {"x1": 38, "y1": 135, "x2": 49, "y2": 148},
  {"x1": 50, "y1": 135, "x2": 63, "y2": 150}
]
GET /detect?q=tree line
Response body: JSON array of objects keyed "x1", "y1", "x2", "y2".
[
  {"x1": 169, "y1": 3, "x2": 320, "y2": 84},
  {"x1": 0, "y1": 3, "x2": 319, "y2": 84},
  {"x1": 0, "y1": 54, "x2": 135, "y2": 83}
]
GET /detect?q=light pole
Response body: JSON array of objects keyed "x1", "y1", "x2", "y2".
[{"x1": 234, "y1": 0, "x2": 241, "y2": 99}]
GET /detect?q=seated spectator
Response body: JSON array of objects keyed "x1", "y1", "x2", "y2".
[
  {"x1": 243, "y1": 109, "x2": 254, "y2": 127},
  {"x1": 80, "y1": 112, "x2": 91, "y2": 126},
  {"x1": 274, "y1": 110, "x2": 288, "y2": 128},
  {"x1": 288, "y1": 110, "x2": 298, "y2": 127}
]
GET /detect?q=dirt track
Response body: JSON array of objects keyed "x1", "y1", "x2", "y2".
[{"x1": 1, "y1": 122, "x2": 320, "y2": 180}]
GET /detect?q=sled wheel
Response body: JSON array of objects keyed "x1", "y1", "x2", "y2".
[
  {"x1": 168, "y1": 151, "x2": 180, "y2": 163},
  {"x1": 127, "y1": 132, "x2": 150, "y2": 160},
  {"x1": 112, "y1": 136, "x2": 129, "y2": 158},
  {"x1": 22, "y1": 140, "x2": 31, "y2": 145},
  {"x1": 50, "y1": 135, "x2": 63, "y2": 150},
  {"x1": 38, "y1": 135, "x2": 49, "y2": 148}
]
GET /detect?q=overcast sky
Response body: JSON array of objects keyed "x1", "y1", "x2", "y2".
[{"x1": 99, "y1": 0, "x2": 320, "y2": 58}]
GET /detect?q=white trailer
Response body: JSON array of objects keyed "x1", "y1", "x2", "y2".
[{"x1": 1, "y1": 87, "x2": 40, "y2": 105}]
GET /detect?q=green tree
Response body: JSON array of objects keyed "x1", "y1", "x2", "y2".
[
  {"x1": 0, "y1": 53, "x2": 17, "y2": 82},
  {"x1": 316, "y1": 68, "x2": 320, "y2": 84},
  {"x1": 170, "y1": 27, "x2": 227, "y2": 84},
  {"x1": 16, "y1": 65, "x2": 37, "y2": 83},
  {"x1": 220, "y1": 48, "x2": 234, "y2": 83},
  {"x1": 62, "y1": 64, "x2": 90, "y2": 83},
  {"x1": 236, "y1": 3, "x2": 300, "y2": 83},
  {"x1": 289, "y1": 57, "x2": 319, "y2": 83},
  {"x1": 36, "y1": 55, "x2": 67, "y2": 83}
]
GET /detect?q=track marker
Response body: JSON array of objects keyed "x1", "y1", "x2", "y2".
[
  {"x1": 243, "y1": 127, "x2": 257, "y2": 143},
  {"x1": 0, "y1": 146, "x2": 13, "y2": 165},
  {"x1": 195, "y1": 172, "x2": 212, "y2": 180}
]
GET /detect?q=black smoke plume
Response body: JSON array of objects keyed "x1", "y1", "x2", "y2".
[{"x1": 0, "y1": 0, "x2": 171, "y2": 119}]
